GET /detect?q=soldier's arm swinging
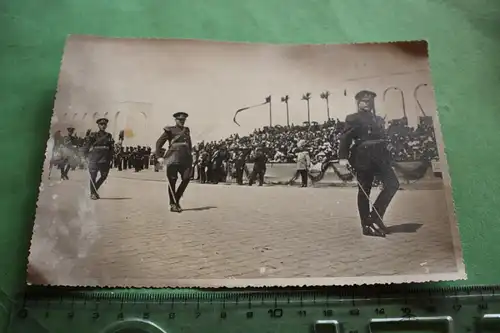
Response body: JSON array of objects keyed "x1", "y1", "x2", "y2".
[
  {"x1": 83, "y1": 133, "x2": 95, "y2": 157},
  {"x1": 108, "y1": 135, "x2": 115, "y2": 165},
  {"x1": 155, "y1": 128, "x2": 171, "y2": 158},
  {"x1": 186, "y1": 127, "x2": 193, "y2": 152},
  {"x1": 338, "y1": 115, "x2": 357, "y2": 160}
]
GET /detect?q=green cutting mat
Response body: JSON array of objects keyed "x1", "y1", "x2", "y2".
[{"x1": 1, "y1": 0, "x2": 500, "y2": 331}]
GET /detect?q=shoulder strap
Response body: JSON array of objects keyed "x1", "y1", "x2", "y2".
[
  {"x1": 170, "y1": 128, "x2": 187, "y2": 145},
  {"x1": 92, "y1": 132, "x2": 111, "y2": 146}
]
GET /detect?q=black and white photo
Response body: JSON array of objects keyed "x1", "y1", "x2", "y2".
[{"x1": 28, "y1": 36, "x2": 465, "y2": 287}]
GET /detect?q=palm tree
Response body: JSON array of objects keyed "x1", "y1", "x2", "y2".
[
  {"x1": 281, "y1": 95, "x2": 290, "y2": 127},
  {"x1": 320, "y1": 91, "x2": 331, "y2": 120},
  {"x1": 265, "y1": 95, "x2": 272, "y2": 127},
  {"x1": 301, "y1": 92, "x2": 312, "y2": 124}
]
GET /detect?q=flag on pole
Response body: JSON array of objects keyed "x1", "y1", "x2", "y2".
[{"x1": 232, "y1": 96, "x2": 271, "y2": 127}]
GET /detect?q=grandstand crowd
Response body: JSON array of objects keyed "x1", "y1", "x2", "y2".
[{"x1": 193, "y1": 116, "x2": 438, "y2": 166}]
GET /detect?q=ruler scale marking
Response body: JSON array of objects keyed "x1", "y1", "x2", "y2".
[{"x1": 8, "y1": 286, "x2": 500, "y2": 333}]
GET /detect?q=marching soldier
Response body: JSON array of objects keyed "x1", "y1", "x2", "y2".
[
  {"x1": 155, "y1": 112, "x2": 193, "y2": 213},
  {"x1": 84, "y1": 118, "x2": 115, "y2": 200},
  {"x1": 61, "y1": 127, "x2": 79, "y2": 180},
  {"x1": 338, "y1": 90, "x2": 399, "y2": 237}
]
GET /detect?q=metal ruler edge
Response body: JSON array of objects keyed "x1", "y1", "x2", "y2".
[{"x1": 8, "y1": 284, "x2": 500, "y2": 333}]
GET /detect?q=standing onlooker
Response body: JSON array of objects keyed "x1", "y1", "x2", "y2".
[{"x1": 295, "y1": 140, "x2": 311, "y2": 187}]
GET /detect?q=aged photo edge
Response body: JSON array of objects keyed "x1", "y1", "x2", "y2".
[
  {"x1": 427, "y1": 88, "x2": 466, "y2": 277},
  {"x1": 27, "y1": 36, "x2": 467, "y2": 287}
]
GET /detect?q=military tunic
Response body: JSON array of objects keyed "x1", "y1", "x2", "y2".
[
  {"x1": 85, "y1": 131, "x2": 114, "y2": 165},
  {"x1": 156, "y1": 125, "x2": 193, "y2": 167}
]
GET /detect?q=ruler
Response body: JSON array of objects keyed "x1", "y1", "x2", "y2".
[{"x1": 6, "y1": 285, "x2": 500, "y2": 333}]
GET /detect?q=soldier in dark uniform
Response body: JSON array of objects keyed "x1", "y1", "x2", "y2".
[
  {"x1": 155, "y1": 112, "x2": 193, "y2": 213},
  {"x1": 123, "y1": 147, "x2": 129, "y2": 170},
  {"x1": 338, "y1": 90, "x2": 400, "y2": 237},
  {"x1": 248, "y1": 147, "x2": 268, "y2": 186},
  {"x1": 84, "y1": 118, "x2": 115, "y2": 200},
  {"x1": 198, "y1": 150, "x2": 210, "y2": 183},
  {"x1": 114, "y1": 143, "x2": 121, "y2": 170},
  {"x1": 128, "y1": 147, "x2": 134, "y2": 169},
  {"x1": 145, "y1": 146, "x2": 152, "y2": 170},
  {"x1": 234, "y1": 150, "x2": 249, "y2": 185},
  {"x1": 212, "y1": 144, "x2": 229, "y2": 184},
  {"x1": 133, "y1": 147, "x2": 142, "y2": 172},
  {"x1": 117, "y1": 146, "x2": 124, "y2": 171}
]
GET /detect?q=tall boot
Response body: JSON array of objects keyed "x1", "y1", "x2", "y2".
[{"x1": 370, "y1": 213, "x2": 390, "y2": 234}]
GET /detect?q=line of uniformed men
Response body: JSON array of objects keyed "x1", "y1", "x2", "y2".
[
  {"x1": 191, "y1": 147, "x2": 268, "y2": 186},
  {"x1": 112, "y1": 146, "x2": 153, "y2": 172}
]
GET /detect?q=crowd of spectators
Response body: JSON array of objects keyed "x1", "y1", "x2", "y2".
[
  {"x1": 193, "y1": 116, "x2": 439, "y2": 164},
  {"x1": 53, "y1": 115, "x2": 439, "y2": 168}
]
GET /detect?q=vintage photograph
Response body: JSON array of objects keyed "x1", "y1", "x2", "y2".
[{"x1": 28, "y1": 36, "x2": 465, "y2": 287}]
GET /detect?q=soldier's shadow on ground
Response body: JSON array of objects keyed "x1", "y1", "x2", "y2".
[
  {"x1": 183, "y1": 206, "x2": 217, "y2": 212},
  {"x1": 386, "y1": 223, "x2": 423, "y2": 234}
]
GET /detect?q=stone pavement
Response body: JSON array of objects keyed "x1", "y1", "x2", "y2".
[{"x1": 28, "y1": 168, "x2": 460, "y2": 287}]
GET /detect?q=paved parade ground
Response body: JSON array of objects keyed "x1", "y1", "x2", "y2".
[{"x1": 28, "y1": 168, "x2": 460, "y2": 287}]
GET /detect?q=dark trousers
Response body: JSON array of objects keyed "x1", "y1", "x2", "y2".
[
  {"x1": 166, "y1": 164, "x2": 191, "y2": 206},
  {"x1": 290, "y1": 169, "x2": 308, "y2": 186},
  {"x1": 299, "y1": 170, "x2": 308, "y2": 187},
  {"x1": 249, "y1": 168, "x2": 265, "y2": 186},
  {"x1": 235, "y1": 167, "x2": 244, "y2": 185},
  {"x1": 190, "y1": 163, "x2": 198, "y2": 179},
  {"x1": 60, "y1": 161, "x2": 70, "y2": 178},
  {"x1": 212, "y1": 163, "x2": 224, "y2": 184},
  {"x1": 353, "y1": 145, "x2": 400, "y2": 224},
  {"x1": 89, "y1": 162, "x2": 111, "y2": 195},
  {"x1": 134, "y1": 158, "x2": 141, "y2": 172},
  {"x1": 115, "y1": 157, "x2": 123, "y2": 171},
  {"x1": 206, "y1": 165, "x2": 213, "y2": 183}
]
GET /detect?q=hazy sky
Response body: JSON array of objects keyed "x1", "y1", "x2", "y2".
[{"x1": 54, "y1": 36, "x2": 437, "y2": 144}]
